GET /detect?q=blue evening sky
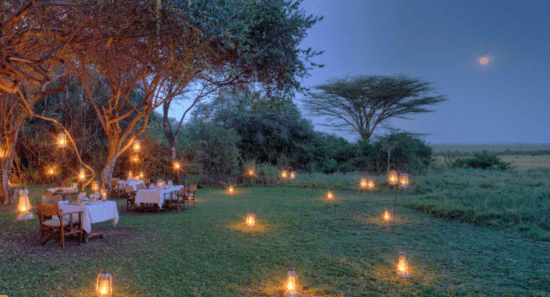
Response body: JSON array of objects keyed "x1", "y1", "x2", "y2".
[{"x1": 165, "y1": 0, "x2": 550, "y2": 145}]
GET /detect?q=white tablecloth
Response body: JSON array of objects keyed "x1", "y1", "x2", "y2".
[
  {"x1": 135, "y1": 186, "x2": 184, "y2": 208},
  {"x1": 59, "y1": 201, "x2": 119, "y2": 233},
  {"x1": 47, "y1": 187, "x2": 77, "y2": 194},
  {"x1": 118, "y1": 180, "x2": 145, "y2": 191}
]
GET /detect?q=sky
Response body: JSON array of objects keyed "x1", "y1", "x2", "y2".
[{"x1": 166, "y1": 0, "x2": 550, "y2": 145}]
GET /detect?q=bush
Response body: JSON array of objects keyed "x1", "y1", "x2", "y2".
[{"x1": 446, "y1": 152, "x2": 514, "y2": 171}]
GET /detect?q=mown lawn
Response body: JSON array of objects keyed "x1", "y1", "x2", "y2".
[{"x1": 1, "y1": 185, "x2": 549, "y2": 296}]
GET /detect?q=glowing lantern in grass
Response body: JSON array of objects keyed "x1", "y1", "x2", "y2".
[
  {"x1": 397, "y1": 252, "x2": 409, "y2": 278},
  {"x1": 246, "y1": 213, "x2": 255, "y2": 227},
  {"x1": 383, "y1": 208, "x2": 391, "y2": 222},
  {"x1": 58, "y1": 132, "x2": 67, "y2": 148},
  {"x1": 327, "y1": 191, "x2": 333, "y2": 201},
  {"x1": 281, "y1": 170, "x2": 288, "y2": 179},
  {"x1": 360, "y1": 178, "x2": 367, "y2": 189},
  {"x1": 100, "y1": 189, "x2": 108, "y2": 201},
  {"x1": 79, "y1": 168, "x2": 85, "y2": 181},
  {"x1": 388, "y1": 170, "x2": 398, "y2": 186},
  {"x1": 133, "y1": 140, "x2": 141, "y2": 152},
  {"x1": 17, "y1": 188, "x2": 33, "y2": 220},
  {"x1": 96, "y1": 269, "x2": 113, "y2": 297},
  {"x1": 139, "y1": 172, "x2": 144, "y2": 179},
  {"x1": 286, "y1": 267, "x2": 298, "y2": 295},
  {"x1": 92, "y1": 181, "x2": 99, "y2": 193},
  {"x1": 290, "y1": 171, "x2": 295, "y2": 179},
  {"x1": 399, "y1": 172, "x2": 409, "y2": 188},
  {"x1": 367, "y1": 179, "x2": 375, "y2": 190},
  {"x1": 228, "y1": 186, "x2": 234, "y2": 193}
]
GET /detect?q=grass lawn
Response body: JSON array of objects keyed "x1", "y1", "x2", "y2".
[{"x1": 1, "y1": 185, "x2": 549, "y2": 296}]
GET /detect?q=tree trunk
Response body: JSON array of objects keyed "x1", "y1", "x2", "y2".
[
  {"x1": 170, "y1": 142, "x2": 182, "y2": 185},
  {"x1": 0, "y1": 157, "x2": 16, "y2": 204},
  {"x1": 387, "y1": 148, "x2": 391, "y2": 175},
  {"x1": 101, "y1": 149, "x2": 120, "y2": 190}
]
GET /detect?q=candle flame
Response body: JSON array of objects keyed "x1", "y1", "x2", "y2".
[
  {"x1": 99, "y1": 284, "x2": 108, "y2": 295},
  {"x1": 398, "y1": 259, "x2": 407, "y2": 273},
  {"x1": 287, "y1": 275, "x2": 296, "y2": 291}
]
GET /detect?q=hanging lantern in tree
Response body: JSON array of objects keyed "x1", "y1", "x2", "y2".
[
  {"x1": 281, "y1": 170, "x2": 288, "y2": 179},
  {"x1": 79, "y1": 168, "x2": 85, "y2": 181},
  {"x1": 96, "y1": 269, "x2": 113, "y2": 297},
  {"x1": 58, "y1": 132, "x2": 67, "y2": 148},
  {"x1": 360, "y1": 178, "x2": 367, "y2": 189},
  {"x1": 173, "y1": 162, "x2": 181, "y2": 170},
  {"x1": 248, "y1": 168, "x2": 254, "y2": 176},
  {"x1": 399, "y1": 172, "x2": 409, "y2": 188},
  {"x1": 397, "y1": 252, "x2": 410, "y2": 278},
  {"x1": 92, "y1": 181, "x2": 99, "y2": 193},
  {"x1": 128, "y1": 170, "x2": 133, "y2": 178},
  {"x1": 286, "y1": 267, "x2": 298, "y2": 295},
  {"x1": 17, "y1": 188, "x2": 33, "y2": 220},
  {"x1": 133, "y1": 140, "x2": 141, "y2": 152},
  {"x1": 246, "y1": 213, "x2": 255, "y2": 227},
  {"x1": 131, "y1": 154, "x2": 139, "y2": 163},
  {"x1": 367, "y1": 179, "x2": 375, "y2": 190},
  {"x1": 388, "y1": 170, "x2": 398, "y2": 186},
  {"x1": 139, "y1": 171, "x2": 144, "y2": 179},
  {"x1": 290, "y1": 171, "x2": 295, "y2": 179}
]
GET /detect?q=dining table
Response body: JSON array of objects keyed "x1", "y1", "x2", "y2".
[
  {"x1": 47, "y1": 187, "x2": 79, "y2": 201},
  {"x1": 135, "y1": 185, "x2": 184, "y2": 209},
  {"x1": 118, "y1": 179, "x2": 146, "y2": 191},
  {"x1": 58, "y1": 200, "x2": 119, "y2": 241}
]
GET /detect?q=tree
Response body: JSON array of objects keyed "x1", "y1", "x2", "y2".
[{"x1": 302, "y1": 75, "x2": 447, "y2": 141}]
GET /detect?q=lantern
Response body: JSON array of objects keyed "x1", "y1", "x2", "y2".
[
  {"x1": 246, "y1": 213, "x2": 255, "y2": 227},
  {"x1": 128, "y1": 170, "x2": 132, "y2": 178},
  {"x1": 383, "y1": 208, "x2": 391, "y2": 222},
  {"x1": 248, "y1": 169, "x2": 254, "y2": 176},
  {"x1": 327, "y1": 191, "x2": 333, "y2": 200},
  {"x1": 17, "y1": 188, "x2": 33, "y2": 220},
  {"x1": 58, "y1": 132, "x2": 67, "y2": 148},
  {"x1": 79, "y1": 168, "x2": 85, "y2": 181},
  {"x1": 100, "y1": 189, "x2": 108, "y2": 201},
  {"x1": 290, "y1": 171, "x2": 295, "y2": 179},
  {"x1": 367, "y1": 179, "x2": 375, "y2": 190},
  {"x1": 47, "y1": 166, "x2": 55, "y2": 176},
  {"x1": 174, "y1": 162, "x2": 181, "y2": 170},
  {"x1": 388, "y1": 170, "x2": 398, "y2": 186},
  {"x1": 131, "y1": 154, "x2": 139, "y2": 163},
  {"x1": 92, "y1": 181, "x2": 99, "y2": 193},
  {"x1": 228, "y1": 186, "x2": 234, "y2": 193},
  {"x1": 281, "y1": 170, "x2": 288, "y2": 179},
  {"x1": 157, "y1": 179, "x2": 164, "y2": 187},
  {"x1": 399, "y1": 172, "x2": 409, "y2": 188},
  {"x1": 286, "y1": 267, "x2": 298, "y2": 295},
  {"x1": 133, "y1": 140, "x2": 141, "y2": 152},
  {"x1": 360, "y1": 178, "x2": 367, "y2": 189},
  {"x1": 397, "y1": 252, "x2": 409, "y2": 278},
  {"x1": 139, "y1": 171, "x2": 144, "y2": 179},
  {"x1": 96, "y1": 269, "x2": 113, "y2": 297}
]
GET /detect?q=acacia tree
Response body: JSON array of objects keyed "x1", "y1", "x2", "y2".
[{"x1": 302, "y1": 75, "x2": 447, "y2": 141}]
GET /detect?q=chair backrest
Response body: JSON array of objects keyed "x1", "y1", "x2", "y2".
[
  {"x1": 179, "y1": 188, "x2": 186, "y2": 196},
  {"x1": 136, "y1": 183, "x2": 145, "y2": 190},
  {"x1": 110, "y1": 178, "x2": 119, "y2": 187},
  {"x1": 41, "y1": 194, "x2": 62, "y2": 205},
  {"x1": 37, "y1": 201, "x2": 61, "y2": 224},
  {"x1": 125, "y1": 185, "x2": 134, "y2": 193},
  {"x1": 144, "y1": 178, "x2": 151, "y2": 184},
  {"x1": 189, "y1": 184, "x2": 198, "y2": 192}
]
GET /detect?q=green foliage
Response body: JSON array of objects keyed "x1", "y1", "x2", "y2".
[{"x1": 446, "y1": 152, "x2": 514, "y2": 170}]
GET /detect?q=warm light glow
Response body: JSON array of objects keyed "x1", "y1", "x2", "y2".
[
  {"x1": 133, "y1": 140, "x2": 141, "y2": 152},
  {"x1": 139, "y1": 172, "x2": 144, "y2": 179},
  {"x1": 384, "y1": 209, "x2": 391, "y2": 221},
  {"x1": 246, "y1": 213, "x2": 255, "y2": 227},
  {"x1": 388, "y1": 170, "x2": 398, "y2": 186},
  {"x1": 327, "y1": 191, "x2": 333, "y2": 200},
  {"x1": 128, "y1": 170, "x2": 132, "y2": 178},
  {"x1": 397, "y1": 252, "x2": 409, "y2": 278},
  {"x1": 478, "y1": 56, "x2": 490, "y2": 65},
  {"x1": 48, "y1": 167, "x2": 54, "y2": 175},
  {"x1": 174, "y1": 162, "x2": 181, "y2": 170},
  {"x1": 0, "y1": 148, "x2": 4, "y2": 158},
  {"x1": 399, "y1": 173, "x2": 409, "y2": 188},
  {"x1": 92, "y1": 181, "x2": 99, "y2": 192},
  {"x1": 96, "y1": 270, "x2": 113, "y2": 297},
  {"x1": 19, "y1": 205, "x2": 26, "y2": 212},
  {"x1": 248, "y1": 169, "x2": 254, "y2": 176},
  {"x1": 281, "y1": 170, "x2": 288, "y2": 179},
  {"x1": 58, "y1": 133, "x2": 67, "y2": 148},
  {"x1": 367, "y1": 179, "x2": 375, "y2": 190},
  {"x1": 229, "y1": 186, "x2": 234, "y2": 193},
  {"x1": 290, "y1": 172, "x2": 295, "y2": 179},
  {"x1": 286, "y1": 267, "x2": 297, "y2": 293},
  {"x1": 100, "y1": 189, "x2": 107, "y2": 200},
  {"x1": 79, "y1": 168, "x2": 85, "y2": 181},
  {"x1": 360, "y1": 178, "x2": 367, "y2": 189},
  {"x1": 132, "y1": 154, "x2": 139, "y2": 163}
]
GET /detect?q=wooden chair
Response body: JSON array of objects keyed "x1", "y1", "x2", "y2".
[
  {"x1": 184, "y1": 184, "x2": 197, "y2": 209},
  {"x1": 125, "y1": 185, "x2": 137, "y2": 212},
  {"x1": 110, "y1": 178, "x2": 122, "y2": 199},
  {"x1": 37, "y1": 201, "x2": 83, "y2": 250},
  {"x1": 143, "y1": 178, "x2": 151, "y2": 187},
  {"x1": 40, "y1": 194, "x2": 62, "y2": 220},
  {"x1": 136, "y1": 183, "x2": 146, "y2": 191},
  {"x1": 163, "y1": 191, "x2": 181, "y2": 213},
  {"x1": 176, "y1": 188, "x2": 187, "y2": 211}
]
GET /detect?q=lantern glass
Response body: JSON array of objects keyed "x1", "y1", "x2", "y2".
[
  {"x1": 17, "y1": 189, "x2": 33, "y2": 220},
  {"x1": 327, "y1": 191, "x2": 333, "y2": 200},
  {"x1": 286, "y1": 267, "x2": 298, "y2": 293},
  {"x1": 290, "y1": 171, "x2": 295, "y2": 179},
  {"x1": 246, "y1": 213, "x2": 255, "y2": 227},
  {"x1": 367, "y1": 179, "x2": 375, "y2": 190},
  {"x1": 229, "y1": 186, "x2": 234, "y2": 193},
  {"x1": 79, "y1": 168, "x2": 85, "y2": 181},
  {"x1": 92, "y1": 181, "x2": 99, "y2": 192},
  {"x1": 58, "y1": 133, "x2": 67, "y2": 148},
  {"x1": 399, "y1": 173, "x2": 409, "y2": 188},
  {"x1": 139, "y1": 172, "x2": 144, "y2": 179},
  {"x1": 383, "y1": 208, "x2": 391, "y2": 221},
  {"x1": 100, "y1": 189, "x2": 108, "y2": 201},
  {"x1": 132, "y1": 154, "x2": 139, "y2": 163},
  {"x1": 388, "y1": 170, "x2": 398, "y2": 186},
  {"x1": 397, "y1": 252, "x2": 409, "y2": 278},
  {"x1": 360, "y1": 178, "x2": 367, "y2": 189},
  {"x1": 248, "y1": 169, "x2": 254, "y2": 176},
  {"x1": 96, "y1": 270, "x2": 113, "y2": 297},
  {"x1": 133, "y1": 140, "x2": 141, "y2": 152},
  {"x1": 128, "y1": 170, "x2": 132, "y2": 178},
  {"x1": 281, "y1": 170, "x2": 287, "y2": 178}
]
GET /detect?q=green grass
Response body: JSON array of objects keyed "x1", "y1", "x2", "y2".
[{"x1": 1, "y1": 185, "x2": 550, "y2": 296}]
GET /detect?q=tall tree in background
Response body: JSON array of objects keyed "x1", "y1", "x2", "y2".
[{"x1": 302, "y1": 75, "x2": 447, "y2": 141}]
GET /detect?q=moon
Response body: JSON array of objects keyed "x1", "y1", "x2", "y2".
[{"x1": 478, "y1": 56, "x2": 490, "y2": 65}]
